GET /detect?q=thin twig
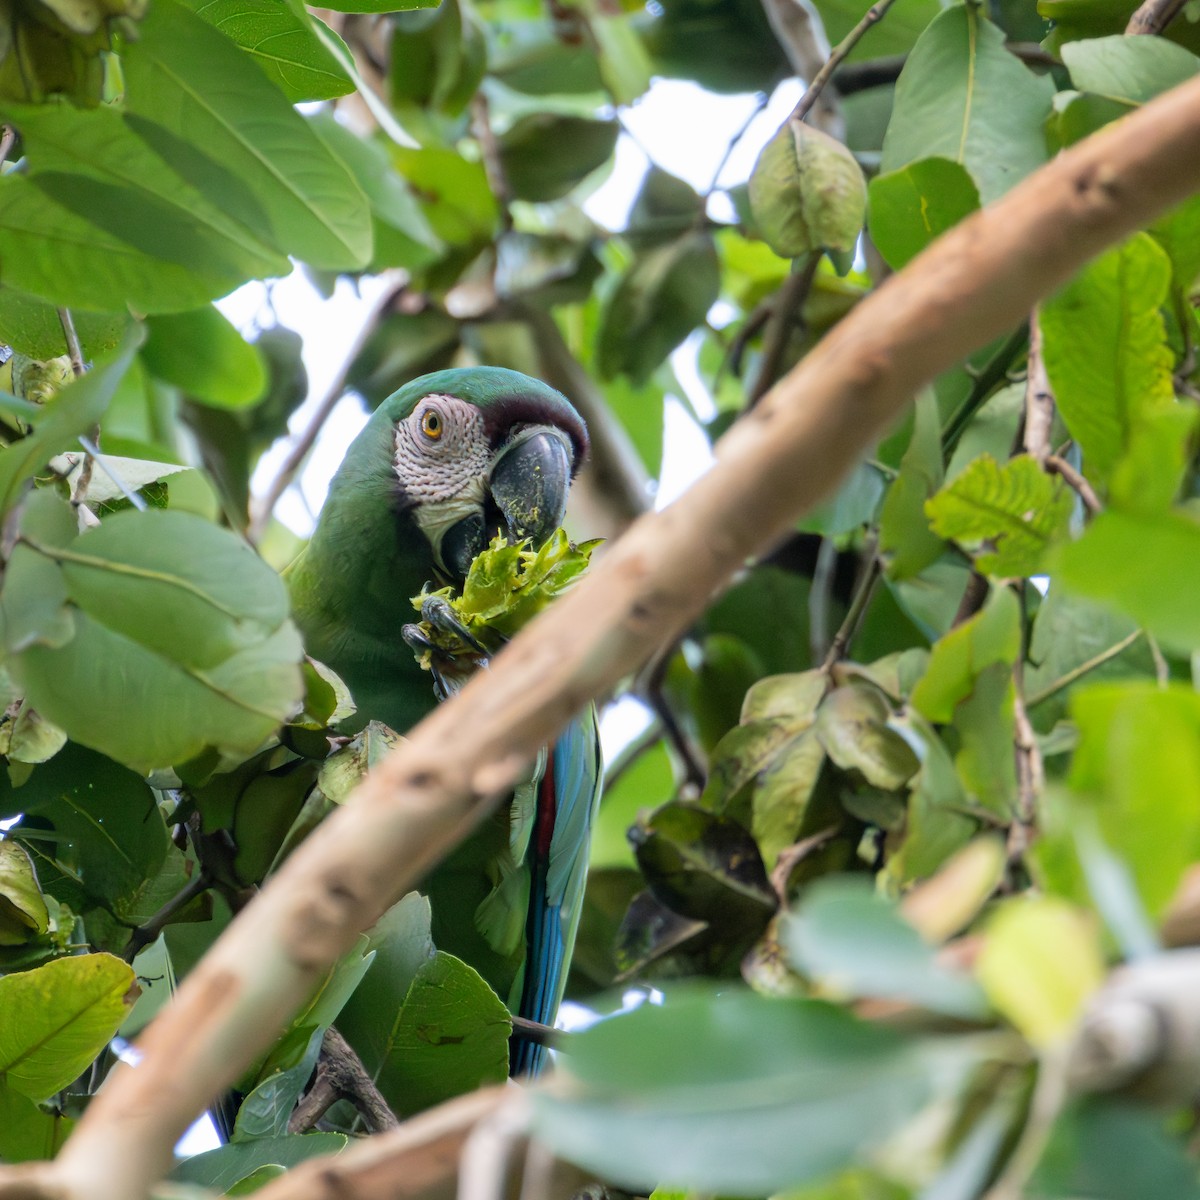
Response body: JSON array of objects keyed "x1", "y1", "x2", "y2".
[
  {"x1": 289, "y1": 1027, "x2": 398, "y2": 1134},
  {"x1": 1126, "y1": 0, "x2": 1188, "y2": 34},
  {"x1": 789, "y1": 0, "x2": 902, "y2": 125},
  {"x1": 941, "y1": 325, "x2": 1030, "y2": 458},
  {"x1": 470, "y1": 92, "x2": 513, "y2": 232},
  {"x1": 249, "y1": 276, "x2": 403, "y2": 542},
  {"x1": 820, "y1": 542, "x2": 880, "y2": 671},
  {"x1": 705, "y1": 94, "x2": 770, "y2": 204},
  {"x1": 1008, "y1": 683, "x2": 1043, "y2": 864},
  {"x1": 1024, "y1": 629, "x2": 1144, "y2": 709},
  {"x1": 642, "y1": 669, "x2": 707, "y2": 795},
  {"x1": 122, "y1": 871, "x2": 210, "y2": 963},
  {"x1": 1148, "y1": 634, "x2": 1170, "y2": 686},
  {"x1": 808, "y1": 536, "x2": 839, "y2": 663},
  {"x1": 952, "y1": 569, "x2": 990, "y2": 627},
  {"x1": 748, "y1": 255, "x2": 820, "y2": 406},
  {"x1": 1023, "y1": 309, "x2": 1054, "y2": 464},
  {"x1": 1045, "y1": 454, "x2": 1101, "y2": 516},
  {"x1": 57, "y1": 309, "x2": 85, "y2": 377},
  {"x1": 510, "y1": 1015, "x2": 557, "y2": 1050}
]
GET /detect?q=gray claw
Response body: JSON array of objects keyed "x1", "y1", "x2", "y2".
[
  {"x1": 401, "y1": 623, "x2": 437, "y2": 653},
  {"x1": 420, "y1": 595, "x2": 488, "y2": 655}
]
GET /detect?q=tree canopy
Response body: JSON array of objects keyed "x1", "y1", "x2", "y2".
[{"x1": 0, "y1": 0, "x2": 1199, "y2": 1196}]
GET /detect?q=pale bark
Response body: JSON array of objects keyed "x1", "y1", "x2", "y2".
[{"x1": 5, "y1": 73, "x2": 1200, "y2": 1200}]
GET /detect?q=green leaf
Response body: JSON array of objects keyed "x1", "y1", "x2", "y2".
[
  {"x1": 388, "y1": 146, "x2": 497, "y2": 248},
  {"x1": 2, "y1": 741, "x2": 169, "y2": 913},
  {"x1": 1041, "y1": 233, "x2": 1190, "y2": 510},
  {"x1": 1031, "y1": 1098, "x2": 1200, "y2": 1200},
  {"x1": 372, "y1": 951, "x2": 511, "y2": 1117},
  {"x1": 0, "y1": 1079, "x2": 73, "y2": 1163},
  {"x1": 783, "y1": 877, "x2": 988, "y2": 1018},
  {"x1": 4, "y1": 101, "x2": 289, "y2": 297},
  {"x1": 1053, "y1": 509, "x2": 1200, "y2": 654},
  {"x1": 122, "y1": 0, "x2": 371, "y2": 271},
  {"x1": 1046, "y1": 88, "x2": 1134, "y2": 150},
  {"x1": 880, "y1": 5, "x2": 1054, "y2": 204},
  {"x1": 0, "y1": 953, "x2": 137, "y2": 1100},
  {"x1": 925, "y1": 454, "x2": 1073, "y2": 576},
  {"x1": 748, "y1": 120, "x2": 866, "y2": 258},
  {"x1": 7, "y1": 502, "x2": 304, "y2": 772},
  {"x1": 533, "y1": 989, "x2": 966, "y2": 1196},
  {"x1": 1023, "y1": 589, "x2": 1152, "y2": 729},
  {"x1": 319, "y1": 0, "x2": 435, "y2": 10},
  {"x1": 335, "y1": 892, "x2": 435, "y2": 1078},
  {"x1": 171, "y1": 1133, "x2": 349, "y2": 1190},
  {"x1": 0, "y1": 323, "x2": 143, "y2": 516},
  {"x1": 597, "y1": 233, "x2": 720, "y2": 384},
  {"x1": 910, "y1": 587, "x2": 1019, "y2": 723},
  {"x1": 234, "y1": 1027, "x2": 323, "y2": 1142},
  {"x1": 879, "y1": 390, "x2": 946, "y2": 579},
  {"x1": 1061, "y1": 35, "x2": 1200, "y2": 104},
  {"x1": 142, "y1": 308, "x2": 267, "y2": 409},
  {"x1": 308, "y1": 114, "x2": 442, "y2": 272},
  {"x1": 815, "y1": 686, "x2": 919, "y2": 791},
  {"x1": 909, "y1": 588, "x2": 1019, "y2": 817},
  {"x1": 1069, "y1": 683, "x2": 1200, "y2": 917},
  {"x1": 975, "y1": 896, "x2": 1103, "y2": 1047},
  {"x1": 0, "y1": 290, "x2": 127, "y2": 361},
  {"x1": 867, "y1": 157, "x2": 980, "y2": 270},
  {"x1": 180, "y1": 0, "x2": 355, "y2": 102},
  {"x1": 1150, "y1": 193, "x2": 1200, "y2": 293},
  {"x1": 593, "y1": 740, "x2": 674, "y2": 871},
  {"x1": 497, "y1": 114, "x2": 619, "y2": 203},
  {"x1": 0, "y1": 175, "x2": 252, "y2": 315},
  {"x1": 751, "y1": 728, "x2": 825, "y2": 868},
  {"x1": 885, "y1": 713, "x2": 976, "y2": 884},
  {"x1": 0, "y1": 841, "x2": 50, "y2": 945},
  {"x1": 592, "y1": 11, "x2": 653, "y2": 105},
  {"x1": 631, "y1": 802, "x2": 774, "y2": 958}
]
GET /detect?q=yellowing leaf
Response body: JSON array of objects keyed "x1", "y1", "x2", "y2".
[
  {"x1": 976, "y1": 896, "x2": 1104, "y2": 1047},
  {"x1": 925, "y1": 454, "x2": 1072, "y2": 577},
  {"x1": 0, "y1": 954, "x2": 138, "y2": 1100}
]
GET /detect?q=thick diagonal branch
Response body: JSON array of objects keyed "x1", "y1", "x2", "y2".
[{"x1": 14, "y1": 73, "x2": 1200, "y2": 1200}]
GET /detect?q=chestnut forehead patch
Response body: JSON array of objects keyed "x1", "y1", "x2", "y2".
[{"x1": 393, "y1": 394, "x2": 491, "y2": 502}]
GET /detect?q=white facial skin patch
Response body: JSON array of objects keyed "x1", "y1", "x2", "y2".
[{"x1": 394, "y1": 394, "x2": 494, "y2": 570}]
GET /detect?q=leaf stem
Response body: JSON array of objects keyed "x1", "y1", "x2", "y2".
[
  {"x1": 789, "y1": 0, "x2": 903, "y2": 125},
  {"x1": 249, "y1": 275, "x2": 404, "y2": 542},
  {"x1": 1126, "y1": 0, "x2": 1189, "y2": 34},
  {"x1": 1044, "y1": 454, "x2": 1101, "y2": 516},
  {"x1": 122, "y1": 870, "x2": 211, "y2": 963},
  {"x1": 941, "y1": 325, "x2": 1030, "y2": 458},
  {"x1": 57, "y1": 309, "x2": 85, "y2": 378},
  {"x1": 747, "y1": 254, "x2": 820, "y2": 406},
  {"x1": 821, "y1": 539, "x2": 880, "y2": 671},
  {"x1": 1024, "y1": 629, "x2": 1144, "y2": 708}
]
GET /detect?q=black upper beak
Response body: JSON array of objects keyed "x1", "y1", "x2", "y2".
[{"x1": 489, "y1": 425, "x2": 573, "y2": 547}]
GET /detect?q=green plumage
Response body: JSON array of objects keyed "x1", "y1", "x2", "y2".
[
  {"x1": 286, "y1": 367, "x2": 599, "y2": 1062},
  {"x1": 286, "y1": 366, "x2": 585, "y2": 734}
]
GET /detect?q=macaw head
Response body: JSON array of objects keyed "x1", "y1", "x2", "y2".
[{"x1": 371, "y1": 366, "x2": 588, "y2": 582}]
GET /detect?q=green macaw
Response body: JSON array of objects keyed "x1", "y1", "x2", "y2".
[{"x1": 287, "y1": 366, "x2": 602, "y2": 1074}]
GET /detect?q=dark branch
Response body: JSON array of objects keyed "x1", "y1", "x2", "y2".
[{"x1": 289, "y1": 1027, "x2": 398, "y2": 1135}]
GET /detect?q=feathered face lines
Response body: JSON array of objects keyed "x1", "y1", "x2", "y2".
[
  {"x1": 385, "y1": 377, "x2": 585, "y2": 582},
  {"x1": 392, "y1": 394, "x2": 492, "y2": 505}
]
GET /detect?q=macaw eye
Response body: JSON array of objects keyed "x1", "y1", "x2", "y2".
[{"x1": 420, "y1": 409, "x2": 443, "y2": 440}]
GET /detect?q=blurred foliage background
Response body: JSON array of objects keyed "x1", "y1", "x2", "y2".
[{"x1": 1, "y1": 0, "x2": 1200, "y2": 1193}]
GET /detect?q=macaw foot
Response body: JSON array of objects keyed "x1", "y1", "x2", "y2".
[
  {"x1": 403, "y1": 592, "x2": 490, "y2": 702},
  {"x1": 419, "y1": 593, "x2": 489, "y2": 655}
]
